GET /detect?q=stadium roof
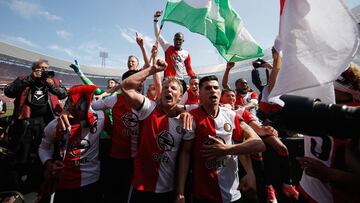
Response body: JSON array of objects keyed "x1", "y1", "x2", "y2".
[{"x1": 0, "y1": 41, "x2": 123, "y2": 77}]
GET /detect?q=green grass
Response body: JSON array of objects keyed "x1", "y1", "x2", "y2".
[{"x1": 1, "y1": 106, "x2": 13, "y2": 117}]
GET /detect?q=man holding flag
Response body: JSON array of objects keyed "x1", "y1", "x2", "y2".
[{"x1": 154, "y1": 10, "x2": 196, "y2": 91}]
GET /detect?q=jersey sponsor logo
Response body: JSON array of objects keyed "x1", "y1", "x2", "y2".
[
  {"x1": 72, "y1": 157, "x2": 88, "y2": 166},
  {"x1": 122, "y1": 112, "x2": 139, "y2": 128},
  {"x1": 157, "y1": 131, "x2": 175, "y2": 151},
  {"x1": 224, "y1": 123, "x2": 232, "y2": 132},
  {"x1": 205, "y1": 159, "x2": 226, "y2": 169},
  {"x1": 69, "y1": 138, "x2": 91, "y2": 157},
  {"x1": 122, "y1": 128, "x2": 138, "y2": 138},
  {"x1": 204, "y1": 136, "x2": 227, "y2": 169},
  {"x1": 152, "y1": 153, "x2": 170, "y2": 163}
]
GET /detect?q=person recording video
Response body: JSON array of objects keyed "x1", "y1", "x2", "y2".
[{"x1": 3, "y1": 59, "x2": 67, "y2": 194}]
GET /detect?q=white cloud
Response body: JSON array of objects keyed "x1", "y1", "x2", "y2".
[
  {"x1": 119, "y1": 29, "x2": 136, "y2": 44},
  {"x1": 56, "y1": 30, "x2": 72, "y2": 39},
  {"x1": 7, "y1": 0, "x2": 62, "y2": 21},
  {"x1": 15, "y1": 36, "x2": 37, "y2": 47},
  {"x1": 78, "y1": 41, "x2": 107, "y2": 55},
  {"x1": 39, "y1": 11, "x2": 62, "y2": 21},
  {"x1": 0, "y1": 33, "x2": 38, "y2": 48},
  {"x1": 116, "y1": 26, "x2": 155, "y2": 48},
  {"x1": 49, "y1": 44, "x2": 74, "y2": 56},
  {"x1": 142, "y1": 35, "x2": 155, "y2": 49}
]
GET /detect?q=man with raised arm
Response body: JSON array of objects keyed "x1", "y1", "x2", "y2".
[
  {"x1": 120, "y1": 58, "x2": 194, "y2": 202},
  {"x1": 176, "y1": 75, "x2": 266, "y2": 203},
  {"x1": 222, "y1": 62, "x2": 259, "y2": 116},
  {"x1": 153, "y1": 10, "x2": 196, "y2": 91}
]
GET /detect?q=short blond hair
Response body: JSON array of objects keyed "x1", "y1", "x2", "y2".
[{"x1": 163, "y1": 77, "x2": 183, "y2": 94}]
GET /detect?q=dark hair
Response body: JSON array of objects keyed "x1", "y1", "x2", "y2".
[
  {"x1": 221, "y1": 88, "x2": 236, "y2": 96},
  {"x1": 190, "y1": 76, "x2": 199, "y2": 81},
  {"x1": 199, "y1": 75, "x2": 218, "y2": 88},
  {"x1": 32, "y1": 59, "x2": 49, "y2": 70},
  {"x1": 174, "y1": 32, "x2": 184, "y2": 39},
  {"x1": 107, "y1": 78, "x2": 118, "y2": 83},
  {"x1": 235, "y1": 78, "x2": 247, "y2": 87},
  {"x1": 122, "y1": 70, "x2": 140, "y2": 80}
]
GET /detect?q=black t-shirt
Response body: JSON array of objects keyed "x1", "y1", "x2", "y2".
[{"x1": 28, "y1": 82, "x2": 48, "y2": 118}]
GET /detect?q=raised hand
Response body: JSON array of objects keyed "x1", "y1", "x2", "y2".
[
  {"x1": 151, "y1": 43, "x2": 158, "y2": 59},
  {"x1": 136, "y1": 32, "x2": 144, "y2": 47},
  {"x1": 154, "y1": 10, "x2": 163, "y2": 18},
  {"x1": 155, "y1": 59, "x2": 168, "y2": 72},
  {"x1": 226, "y1": 62, "x2": 235, "y2": 70},
  {"x1": 70, "y1": 60, "x2": 81, "y2": 74}
]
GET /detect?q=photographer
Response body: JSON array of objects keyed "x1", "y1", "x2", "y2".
[{"x1": 3, "y1": 59, "x2": 67, "y2": 194}]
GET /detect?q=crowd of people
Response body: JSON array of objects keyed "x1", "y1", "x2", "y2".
[{"x1": 0, "y1": 10, "x2": 359, "y2": 203}]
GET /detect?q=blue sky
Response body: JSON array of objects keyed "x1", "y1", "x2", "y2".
[{"x1": 0, "y1": 0, "x2": 359, "y2": 71}]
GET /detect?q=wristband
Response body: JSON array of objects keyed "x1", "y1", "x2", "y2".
[{"x1": 154, "y1": 19, "x2": 158, "y2": 22}]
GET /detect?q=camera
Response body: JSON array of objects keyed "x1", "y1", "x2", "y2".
[
  {"x1": 268, "y1": 95, "x2": 360, "y2": 138},
  {"x1": 41, "y1": 70, "x2": 55, "y2": 79},
  {"x1": 252, "y1": 58, "x2": 263, "y2": 69}
]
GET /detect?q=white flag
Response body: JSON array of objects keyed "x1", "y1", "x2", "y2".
[{"x1": 270, "y1": 0, "x2": 359, "y2": 102}]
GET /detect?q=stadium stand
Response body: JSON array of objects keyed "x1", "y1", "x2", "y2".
[{"x1": 0, "y1": 53, "x2": 121, "y2": 89}]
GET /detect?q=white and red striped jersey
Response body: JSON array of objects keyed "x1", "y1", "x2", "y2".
[
  {"x1": 39, "y1": 110, "x2": 105, "y2": 189},
  {"x1": 236, "y1": 91, "x2": 258, "y2": 116},
  {"x1": 236, "y1": 91, "x2": 258, "y2": 106},
  {"x1": 190, "y1": 106, "x2": 243, "y2": 202},
  {"x1": 159, "y1": 41, "x2": 195, "y2": 79},
  {"x1": 131, "y1": 97, "x2": 195, "y2": 193},
  {"x1": 92, "y1": 94, "x2": 139, "y2": 158}
]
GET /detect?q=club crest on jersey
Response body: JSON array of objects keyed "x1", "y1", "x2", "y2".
[
  {"x1": 224, "y1": 123, "x2": 232, "y2": 132},
  {"x1": 122, "y1": 112, "x2": 139, "y2": 128},
  {"x1": 176, "y1": 126, "x2": 186, "y2": 135},
  {"x1": 157, "y1": 131, "x2": 175, "y2": 151},
  {"x1": 69, "y1": 138, "x2": 91, "y2": 157}
]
